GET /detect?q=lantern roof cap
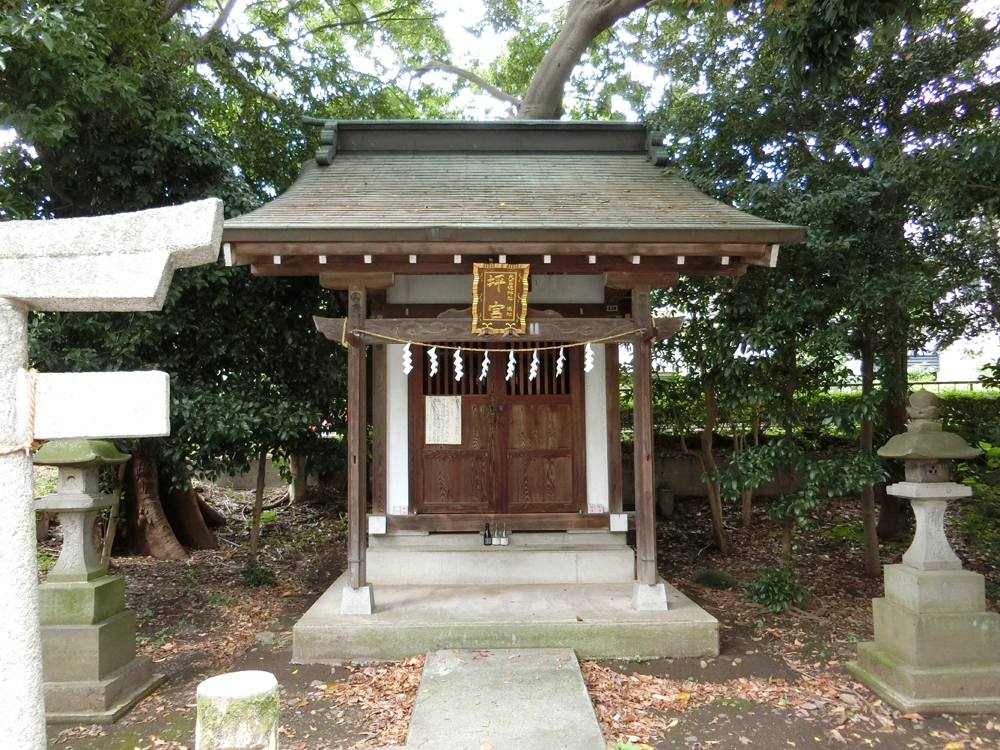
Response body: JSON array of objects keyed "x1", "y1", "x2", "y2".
[{"x1": 32, "y1": 439, "x2": 131, "y2": 467}]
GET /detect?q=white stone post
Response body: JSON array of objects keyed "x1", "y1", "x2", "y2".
[
  {"x1": 0, "y1": 300, "x2": 47, "y2": 747},
  {"x1": 196, "y1": 671, "x2": 279, "y2": 750}
]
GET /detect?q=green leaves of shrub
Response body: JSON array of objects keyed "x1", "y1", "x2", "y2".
[
  {"x1": 694, "y1": 568, "x2": 741, "y2": 590},
  {"x1": 240, "y1": 559, "x2": 278, "y2": 588},
  {"x1": 747, "y1": 567, "x2": 808, "y2": 613}
]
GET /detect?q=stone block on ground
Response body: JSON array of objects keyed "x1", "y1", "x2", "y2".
[
  {"x1": 41, "y1": 610, "x2": 137, "y2": 683},
  {"x1": 38, "y1": 576, "x2": 125, "y2": 626},
  {"x1": 196, "y1": 670, "x2": 279, "y2": 750},
  {"x1": 883, "y1": 565, "x2": 986, "y2": 614},
  {"x1": 872, "y1": 597, "x2": 1000, "y2": 668}
]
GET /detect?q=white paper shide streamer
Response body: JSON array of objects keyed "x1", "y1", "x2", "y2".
[
  {"x1": 555, "y1": 346, "x2": 566, "y2": 377},
  {"x1": 401, "y1": 342, "x2": 413, "y2": 375},
  {"x1": 528, "y1": 349, "x2": 539, "y2": 381},
  {"x1": 428, "y1": 346, "x2": 438, "y2": 377},
  {"x1": 454, "y1": 347, "x2": 464, "y2": 381},
  {"x1": 506, "y1": 350, "x2": 516, "y2": 381},
  {"x1": 584, "y1": 342, "x2": 595, "y2": 373},
  {"x1": 479, "y1": 350, "x2": 490, "y2": 382}
]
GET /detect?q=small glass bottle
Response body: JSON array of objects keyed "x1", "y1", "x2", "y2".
[
  {"x1": 500, "y1": 522, "x2": 509, "y2": 546},
  {"x1": 483, "y1": 523, "x2": 491, "y2": 546},
  {"x1": 492, "y1": 522, "x2": 501, "y2": 545}
]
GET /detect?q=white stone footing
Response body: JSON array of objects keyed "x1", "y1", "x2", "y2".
[
  {"x1": 196, "y1": 670, "x2": 279, "y2": 750},
  {"x1": 341, "y1": 584, "x2": 375, "y2": 615},
  {"x1": 632, "y1": 581, "x2": 669, "y2": 611}
]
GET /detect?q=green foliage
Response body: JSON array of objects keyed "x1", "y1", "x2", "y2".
[
  {"x1": 711, "y1": 438, "x2": 885, "y2": 531},
  {"x1": 210, "y1": 593, "x2": 239, "y2": 607},
  {"x1": 953, "y1": 442, "x2": 1000, "y2": 561},
  {"x1": 746, "y1": 567, "x2": 808, "y2": 613},
  {"x1": 137, "y1": 626, "x2": 171, "y2": 649},
  {"x1": 986, "y1": 579, "x2": 1000, "y2": 601},
  {"x1": 821, "y1": 518, "x2": 866, "y2": 547},
  {"x1": 260, "y1": 509, "x2": 279, "y2": 524},
  {"x1": 33, "y1": 467, "x2": 58, "y2": 498},
  {"x1": 240, "y1": 559, "x2": 278, "y2": 588},
  {"x1": 693, "y1": 568, "x2": 740, "y2": 590},
  {"x1": 36, "y1": 549, "x2": 57, "y2": 572}
]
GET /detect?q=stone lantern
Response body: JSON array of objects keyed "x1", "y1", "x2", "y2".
[
  {"x1": 34, "y1": 439, "x2": 164, "y2": 723},
  {"x1": 847, "y1": 391, "x2": 1000, "y2": 714}
]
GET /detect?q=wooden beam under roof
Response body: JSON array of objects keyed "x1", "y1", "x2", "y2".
[
  {"x1": 246, "y1": 255, "x2": 747, "y2": 278},
  {"x1": 229, "y1": 240, "x2": 771, "y2": 260}
]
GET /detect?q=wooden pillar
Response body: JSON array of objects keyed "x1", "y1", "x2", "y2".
[
  {"x1": 632, "y1": 285, "x2": 657, "y2": 585},
  {"x1": 346, "y1": 285, "x2": 368, "y2": 590},
  {"x1": 606, "y1": 343, "x2": 623, "y2": 514},
  {"x1": 371, "y1": 344, "x2": 387, "y2": 515}
]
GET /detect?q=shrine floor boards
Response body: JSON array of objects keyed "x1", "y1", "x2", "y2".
[{"x1": 293, "y1": 574, "x2": 720, "y2": 663}]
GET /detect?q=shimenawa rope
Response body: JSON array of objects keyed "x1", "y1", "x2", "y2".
[{"x1": 0, "y1": 368, "x2": 40, "y2": 457}]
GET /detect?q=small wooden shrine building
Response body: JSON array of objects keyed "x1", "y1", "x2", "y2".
[{"x1": 223, "y1": 120, "x2": 804, "y2": 659}]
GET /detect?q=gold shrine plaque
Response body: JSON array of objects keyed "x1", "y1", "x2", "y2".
[{"x1": 471, "y1": 263, "x2": 529, "y2": 335}]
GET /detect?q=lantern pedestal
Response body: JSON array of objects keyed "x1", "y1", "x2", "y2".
[{"x1": 848, "y1": 563, "x2": 1000, "y2": 714}]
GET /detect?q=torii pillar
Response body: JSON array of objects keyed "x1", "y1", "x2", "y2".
[{"x1": 0, "y1": 199, "x2": 223, "y2": 747}]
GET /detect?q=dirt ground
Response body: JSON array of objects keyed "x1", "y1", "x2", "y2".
[{"x1": 41, "y1": 484, "x2": 1000, "y2": 750}]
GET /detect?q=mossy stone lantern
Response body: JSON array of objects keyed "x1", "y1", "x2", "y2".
[
  {"x1": 876, "y1": 390, "x2": 980, "y2": 571},
  {"x1": 847, "y1": 390, "x2": 1000, "y2": 715},
  {"x1": 33, "y1": 439, "x2": 130, "y2": 582},
  {"x1": 32, "y1": 439, "x2": 164, "y2": 723}
]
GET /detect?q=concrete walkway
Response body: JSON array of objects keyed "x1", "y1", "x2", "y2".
[{"x1": 402, "y1": 649, "x2": 606, "y2": 750}]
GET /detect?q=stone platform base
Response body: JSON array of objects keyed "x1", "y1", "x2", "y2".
[
  {"x1": 848, "y1": 642, "x2": 1000, "y2": 715},
  {"x1": 293, "y1": 573, "x2": 718, "y2": 663},
  {"x1": 45, "y1": 657, "x2": 166, "y2": 724}
]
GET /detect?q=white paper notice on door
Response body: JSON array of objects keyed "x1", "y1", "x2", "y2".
[{"x1": 425, "y1": 396, "x2": 462, "y2": 445}]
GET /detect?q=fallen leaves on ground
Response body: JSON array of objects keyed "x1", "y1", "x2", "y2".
[
  {"x1": 320, "y1": 655, "x2": 424, "y2": 747},
  {"x1": 581, "y1": 658, "x2": 897, "y2": 747}
]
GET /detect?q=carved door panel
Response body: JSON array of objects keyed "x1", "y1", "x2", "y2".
[{"x1": 411, "y1": 343, "x2": 585, "y2": 514}]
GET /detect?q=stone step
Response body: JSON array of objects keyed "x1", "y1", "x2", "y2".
[
  {"x1": 293, "y1": 575, "x2": 719, "y2": 663},
  {"x1": 367, "y1": 540, "x2": 635, "y2": 585},
  {"x1": 403, "y1": 649, "x2": 606, "y2": 750}
]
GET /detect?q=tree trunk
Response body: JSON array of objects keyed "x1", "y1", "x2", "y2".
[
  {"x1": 164, "y1": 488, "x2": 217, "y2": 549},
  {"x1": 877, "y1": 318, "x2": 910, "y2": 539},
  {"x1": 289, "y1": 454, "x2": 307, "y2": 503},
  {"x1": 517, "y1": 0, "x2": 647, "y2": 118},
  {"x1": 700, "y1": 383, "x2": 729, "y2": 554},
  {"x1": 249, "y1": 448, "x2": 267, "y2": 561},
  {"x1": 125, "y1": 441, "x2": 186, "y2": 560},
  {"x1": 859, "y1": 327, "x2": 881, "y2": 578},
  {"x1": 197, "y1": 497, "x2": 228, "y2": 528},
  {"x1": 780, "y1": 516, "x2": 793, "y2": 556},
  {"x1": 741, "y1": 489, "x2": 753, "y2": 528}
]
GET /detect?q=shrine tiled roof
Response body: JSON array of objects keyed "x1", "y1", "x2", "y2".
[{"x1": 222, "y1": 120, "x2": 804, "y2": 246}]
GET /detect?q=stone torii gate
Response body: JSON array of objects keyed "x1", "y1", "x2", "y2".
[{"x1": 0, "y1": 199, "x2": 223, "y2": 747}]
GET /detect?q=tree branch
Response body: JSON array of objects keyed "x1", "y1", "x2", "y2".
[
  {"x1": 159, "y1": 0, "x2": 197, "y2": 25},
  {"x1": 205, "y1": 56, "x2": 283, "y2": 105},
  {"x1": 517, "y1": 0, "x2": 649, "y2": 119},
  {"x1": 411, "y1": 60, "x2": 522, "y2": 108},
  {"x1": 198, "y1": 0, "x2": 240, "y2": 43}
]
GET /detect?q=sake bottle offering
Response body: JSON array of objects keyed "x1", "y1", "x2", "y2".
[
  {"x1": 492, "y1": 523, "x2": 501, "y2": 544},
  {"x1": 483, "y1": 523, "x2": 491, "y2": 546},
  {"x1": 500, "y1": 522, "x2": 509, "y2": 546}
]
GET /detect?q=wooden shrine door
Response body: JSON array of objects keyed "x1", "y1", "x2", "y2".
[{"x1": 410, "y1": 344, "x2": 585, "y2": 514}]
